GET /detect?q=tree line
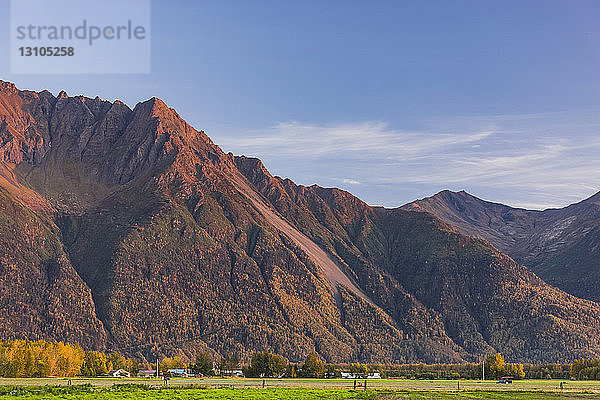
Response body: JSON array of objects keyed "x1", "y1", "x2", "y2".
[
  {"x1": 0, "y1": 340, "x2": 146, "y2": 378},
  {"x1": 242, "y1": 352, "x2": 523, "y2": 380},
  {"x1": 0, "y1": 339, "x2": 83, "y2": 377},
  {"x1": 0, "y1": 339, "x2": 241, "y2": 378},
  {"x1": 241, "y1": 353, "x2": 574, "y2": 380},
  {"x1": 0, "y1": 340, "x2": 597, "y2": 380},
  {"x1": 571, "y1": 359, "x2": 600, "y2": 380}
]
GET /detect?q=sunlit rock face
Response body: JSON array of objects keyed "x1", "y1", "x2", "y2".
[{"x1": 2, "y1": 81, "x2": 600, "y2": 363}]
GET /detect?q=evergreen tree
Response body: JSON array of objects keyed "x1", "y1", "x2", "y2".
[
  {"x1": 192, "y1": 351, "x2": 213, "y2": 376},
  {"x1": 219, "y1": 352, "x2": 239, "y2": 375}
]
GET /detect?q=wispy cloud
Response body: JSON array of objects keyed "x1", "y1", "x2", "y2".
[
  {"x1": 213, "y1": 111, "x2": 600, "y2": 210},
  {"x1": 221, "y1": 121, "x2": 494, "y2": 160}
]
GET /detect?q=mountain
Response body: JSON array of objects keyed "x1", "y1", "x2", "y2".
[
  {"x1": 404, "y1": 190, "x2": 600, "y2": 303},
  {"x1": 2, "y1": 81, "x2": 600, "y2": 364}
]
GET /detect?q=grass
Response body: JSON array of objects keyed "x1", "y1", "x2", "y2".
[
  {"x1": 0, "y1": 379, "x2": 599, "y2": 399},
  {"x1": 378, "y1": 392, "x2": 600, "y2": 399},
  {"x1": 0, "y1": 385, "x2": 376, "y2": 400}
]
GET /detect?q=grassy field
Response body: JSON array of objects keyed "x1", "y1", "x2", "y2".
[
  {"x1": 0, "y1": 379, "x2": 600, "y2": 399},
  {"x1": 1, "y1": 377, "x2": 598, "y2": 391}
]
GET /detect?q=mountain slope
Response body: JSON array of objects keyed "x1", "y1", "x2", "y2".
[
  {"x1": 236, "y1": 157, "x2": 600, "y2": 362},
  {"x1": 2, "y1": 80, "x2": 600, "y2": 363},
  {"x1": 404, "y1": 190, "x2": 600, "y2": 302},
  {"x1": 0, "y1": 81, "x2": 460, "y2": 363},
  {"x1": 0, "y1": 184, "x2": 106, "y2": 348}
]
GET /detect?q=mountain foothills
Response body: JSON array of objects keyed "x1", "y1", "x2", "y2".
[
  {"x1": 1, "y1": 81, "x2": 600, "y2": 365},
  {"x1": 404, "y1": 190, "x2": 600, "y2": 303}
]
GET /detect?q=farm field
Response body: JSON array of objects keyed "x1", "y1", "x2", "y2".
[
  {"x1": 1, "y1": 377, "x2": 599, "y2": 390},
  {"x1": 1, "y1": 379, "x2": 600, "y2": 399}
]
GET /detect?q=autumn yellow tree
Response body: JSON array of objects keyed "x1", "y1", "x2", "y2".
[
  {"x1": 81, "y1": 351, "x2": 111, "y2": 377},
  {"x1": 301, "y1": 352, "x2": 324, "y2": 378},
  {"x1": 0, "y1": 340, "x2": 84, "y2": 378},
  {"x1": 485, "y1": 353, "x2": 505, "y2": 379},
  {"x1": 160, "y1": 356, "x2": 185, "y2": 374}
]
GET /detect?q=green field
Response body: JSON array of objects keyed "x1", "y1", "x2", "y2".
[{"x1": 1, "y1": 379, "x2": 600, "y2": 399}]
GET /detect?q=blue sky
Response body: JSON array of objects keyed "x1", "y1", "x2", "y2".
[{"x1": 1, "y1": 0, "x2": 600, "y2": 209}]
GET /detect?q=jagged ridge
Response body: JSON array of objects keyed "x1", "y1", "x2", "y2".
[
  {"x1": 1, "y1": 81, "x2": 600, "y2": 364},
  {"x1": 405, "y1": 190, "x2": 600, "y2": 303}
]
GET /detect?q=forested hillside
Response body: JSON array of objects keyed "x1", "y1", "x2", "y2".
[
  {"x1": 404, "y1": 190, "x2": 600, "y2": 302},
  {"x1": 1, "y1": 80, "x2": 600, "y2": 364}
]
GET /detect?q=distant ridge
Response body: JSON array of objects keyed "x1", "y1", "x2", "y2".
[{"x1": 404, "y1": 189, "x2": 600, "y2": 302}]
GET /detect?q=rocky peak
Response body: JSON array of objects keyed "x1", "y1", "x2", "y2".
[
  {"x1": 235, "y1": 156, "x2": 272, "y2": 181},
  {"x1": 133, "y1": 97, "x2": 166, "y2": 116},
  {"x1": 0, "y1": 81, "x2": 221, "y2": 168},
  {"x1": 312, "y1": 185, "x2": 369, "y2": 213},
  {"x1": 0, "y1": 81, "x2": 17, "y2": 94},
  {"x1": 126, "y1": 97, "x2": 184, "y2": 149},
  {"x1": 148, "y1": 97, "x2": 170, "y2": 117}
]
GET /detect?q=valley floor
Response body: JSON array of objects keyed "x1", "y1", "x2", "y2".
[{"x1": 1, "y1": 379, "x2": 600, "y2": 399}]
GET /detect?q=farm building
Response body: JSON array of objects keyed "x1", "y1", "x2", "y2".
[
  {"x1": 138, "y1": 370, "x2": 157, "y2": 378},
  {"x1": 108, "y1": 369, "x2": 130, "y2": 378},
  {"x1": 167, "y1": 369, "x2": 192, "y2": 377}
]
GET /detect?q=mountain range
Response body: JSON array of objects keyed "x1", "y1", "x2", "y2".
[
  {"x1": 404, "y1": 190, "x2": 600, "y2": 303},
  {"x1": 1, "y1": 80, "x2": 600, "y2": 364}
]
